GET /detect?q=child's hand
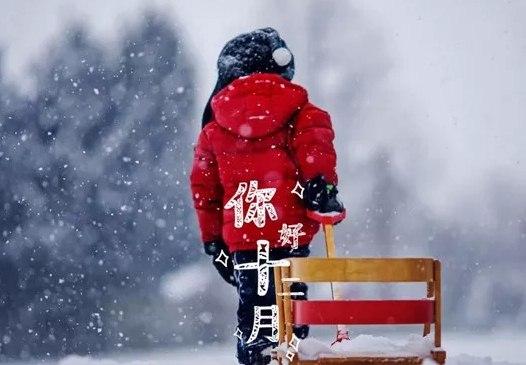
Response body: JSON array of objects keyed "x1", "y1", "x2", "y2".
[
  {"x1": 204, "y1": 239, "x2": 237, "y2": 287},
  {"x1": 303, "y1": 175, "x2": 344, "y2": 214}
]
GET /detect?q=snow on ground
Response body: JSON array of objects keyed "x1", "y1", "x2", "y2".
[
  {"x1": 57, "y1": 345, "x2": 234, "y2": 365},
  {"x1": 295, "y1": 334, "x2": 434, "y2": 360},
  {"x1": 5, "y1": 332, "x2": 525, "y2": 365}
]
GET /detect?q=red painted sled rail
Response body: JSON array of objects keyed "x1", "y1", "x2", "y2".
[{"x1": 293, "y1": 299, "x2": 435, "y2": 325}]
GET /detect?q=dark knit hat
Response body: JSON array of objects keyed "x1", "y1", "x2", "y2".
[{"x1": 202, "y1": 27, "x2": 295, "y2": 127}]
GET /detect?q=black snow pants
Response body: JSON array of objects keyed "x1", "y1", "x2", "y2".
[{"x1": 233, "y1": 246, "x2": 310, "y2": 365}]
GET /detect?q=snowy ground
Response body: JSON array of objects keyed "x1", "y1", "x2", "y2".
[{"x1": 6, "y1": 331, "x2": 525, "y2": 365}]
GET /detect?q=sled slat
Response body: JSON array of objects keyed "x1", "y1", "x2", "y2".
[
  {"x1": 287, "y1": 257, "x2": 434, "y2": 283},
  {"x1": 292, "y1": 299, "x2": 435, "y2": 325}
]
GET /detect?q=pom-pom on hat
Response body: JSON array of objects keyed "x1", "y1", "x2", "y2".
[{"x1": 202, "y1": 27, "x2": 295, "y2": 127}]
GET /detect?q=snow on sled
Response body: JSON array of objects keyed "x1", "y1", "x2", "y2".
[{"x1": 271, "y1": 257, "x2": 446, "y2": 364}]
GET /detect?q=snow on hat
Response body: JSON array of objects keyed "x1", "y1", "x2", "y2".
[{"x1": 202, "y1": 27, "x2": 295, "y2": 127}]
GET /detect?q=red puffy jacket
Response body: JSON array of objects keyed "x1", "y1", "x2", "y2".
[{"x1": 190, "y1": 73, "x2": 337, "y2": 253}]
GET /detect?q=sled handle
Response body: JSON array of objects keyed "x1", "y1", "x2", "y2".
[
  {"x1": 306, "y1": 209, "x2": 346, "y2": 260},
  {"x1": 307, "y1": 209, "x2": 350, "y2": 343}
]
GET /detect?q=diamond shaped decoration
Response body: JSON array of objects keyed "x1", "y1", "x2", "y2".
[
  {"x1": 291, "y1": 181, "x2": 305, "y2": 199},
  {"x1": 214, "y1": 249, "x2": 230, "y2": 268}
]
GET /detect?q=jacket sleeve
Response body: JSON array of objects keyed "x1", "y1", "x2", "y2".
[
  {"x1": 190, "y1": 129, "x2": 223, "y2": 243},
  {"x1": 290, "y1": 103, "x2": 338, "y2": 184}
]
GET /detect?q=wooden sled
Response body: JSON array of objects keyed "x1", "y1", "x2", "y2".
[{"x1": 273, "y1": 257, "x2": 446, "y2": 364}]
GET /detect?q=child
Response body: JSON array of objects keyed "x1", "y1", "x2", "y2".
[{"x1": 190, "y1": 28, "x2": 344, "y2": 365}]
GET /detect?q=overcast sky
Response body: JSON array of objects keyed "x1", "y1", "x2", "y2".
[{"x1": 1, "y1": 0, "x2": 525, "y2": 220}]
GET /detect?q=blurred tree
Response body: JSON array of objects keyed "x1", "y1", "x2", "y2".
[
  {"x1": 102, "y1": 12, "x2": 199, "y2": 349},
  {"x1": 0, "y1": 13, "x2": 198, "y2": 359}
]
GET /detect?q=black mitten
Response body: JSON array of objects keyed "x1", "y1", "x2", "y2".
[
  {"x1": 204, "y1": 239, "x2": 237, "y2": 287},
  {"x1": 303, "y1": 175, "x2": 344, "y2": 213}
]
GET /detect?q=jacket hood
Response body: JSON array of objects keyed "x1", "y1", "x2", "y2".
[{"x1": 210, "y1": 73, "x2": 308, "y2": 138}]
